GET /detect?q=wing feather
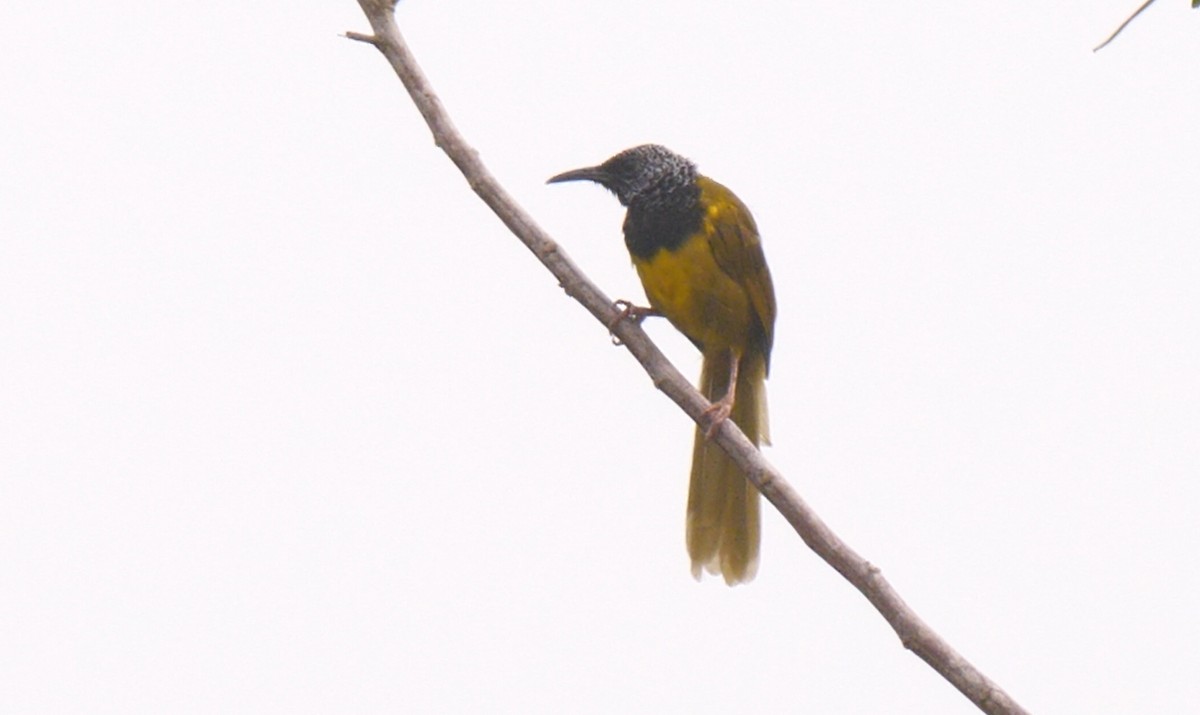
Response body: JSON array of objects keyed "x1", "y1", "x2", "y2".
[{"x1": 698, "y1": 177, "x2": 776, "y2": 370}]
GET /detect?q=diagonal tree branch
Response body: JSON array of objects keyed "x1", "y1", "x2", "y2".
[{"x1": 348, "y1": 2, "x2": 1030, "y2": 713}]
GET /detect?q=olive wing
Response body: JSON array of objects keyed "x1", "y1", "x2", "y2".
[{"x1": 699, "y1": 178, "x2": 777, "y2": 369}]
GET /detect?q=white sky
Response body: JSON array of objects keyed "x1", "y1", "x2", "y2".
[{"x1": 3, "y1": 1, "x2": 1198, "y2": 712}]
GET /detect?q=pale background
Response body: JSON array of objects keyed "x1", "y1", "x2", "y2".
[{"x1": 3, "y1": 2, "x2": 1198, "y2": 712}]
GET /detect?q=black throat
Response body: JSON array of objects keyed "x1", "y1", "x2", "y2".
[{"x1": 622, "y1": 180, "x2": 704, "y2": 260}]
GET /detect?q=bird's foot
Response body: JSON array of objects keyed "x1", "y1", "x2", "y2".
[
  {"x1": 608, "y1": 300, "x2": 658, "y2": 345},
  {"x1": 701, "y1": 397, "x2": 733, "y2": 439}
]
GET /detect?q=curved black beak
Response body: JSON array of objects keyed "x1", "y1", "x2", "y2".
[{"x1": 546, "y1": 165, "x2": 608, "y2": 185}]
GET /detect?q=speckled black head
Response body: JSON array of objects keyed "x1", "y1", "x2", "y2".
[
  {"x1": 547, "y1": 144, "x2": 697, "y2": 206},
  {"x1": 547, "y1": 144, "x2": 704, "y2": 259}
]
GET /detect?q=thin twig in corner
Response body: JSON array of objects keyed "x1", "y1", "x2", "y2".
[{"x1": 1094, "y1": 0, "x2": 1159, "y2": 51}]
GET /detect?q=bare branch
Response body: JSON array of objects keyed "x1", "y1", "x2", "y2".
[
  {"x1": 343, "y1": 30, "x2": 379, "y2": 46},
  {"x1": 350, "y1": 2, "x2": 1031, "y2": 713},
  {"x1": 1094, "y1": 0, "x2": 1159, "y2": 52}
]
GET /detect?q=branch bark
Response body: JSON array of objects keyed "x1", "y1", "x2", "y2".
[{"x1": 348, "y1": 2, "x2": 1031, "y2": 713}]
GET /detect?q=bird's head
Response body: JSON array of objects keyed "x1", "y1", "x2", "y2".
[{"x1": 547, "y1": 144, "x2": 697, "y2": 207}]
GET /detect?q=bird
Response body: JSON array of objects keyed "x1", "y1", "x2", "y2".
[{"x1": 548, "y1": 144, "x2": 776, "y2": 585}]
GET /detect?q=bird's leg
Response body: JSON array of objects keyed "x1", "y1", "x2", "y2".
[
  {"x1": 608, "y1": 299, "x2": 660, "y2": 345},
  {"x1": 702, "y1": 350, "x2": 740, "y2": 439}
]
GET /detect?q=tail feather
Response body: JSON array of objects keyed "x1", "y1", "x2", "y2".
[{"x1": 686, "y1": 348, "x2": 768, "y2": 585}]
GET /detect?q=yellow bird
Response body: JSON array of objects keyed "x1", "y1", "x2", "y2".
[{"x1": 549, "y1": 144, "x2": 776, "y2": 585}]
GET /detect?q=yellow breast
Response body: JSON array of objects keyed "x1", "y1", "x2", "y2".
[{"x1": 633, "y1": 231, "x2": 754, "y2": 354}]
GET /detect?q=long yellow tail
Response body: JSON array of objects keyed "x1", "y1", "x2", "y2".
[{"x1": 686, "y1": 348, "x2": 769, "y2": 585}]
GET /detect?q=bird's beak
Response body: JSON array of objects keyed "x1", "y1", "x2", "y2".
[{"x1": 546, "y1": 165, "x2": 607, "y2": 185}]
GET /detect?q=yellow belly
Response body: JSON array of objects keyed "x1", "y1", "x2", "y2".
[{"x1": 633, "y1": 233, "x2": 753, "y2": 354}]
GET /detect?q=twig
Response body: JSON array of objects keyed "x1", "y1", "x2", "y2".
[
  {"x1": 349, "y1": 2, "x2": 1031, "y2": 713},
  {"x1": 1094, "y1": 0, "x2": 1159, "y2": 51}
]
